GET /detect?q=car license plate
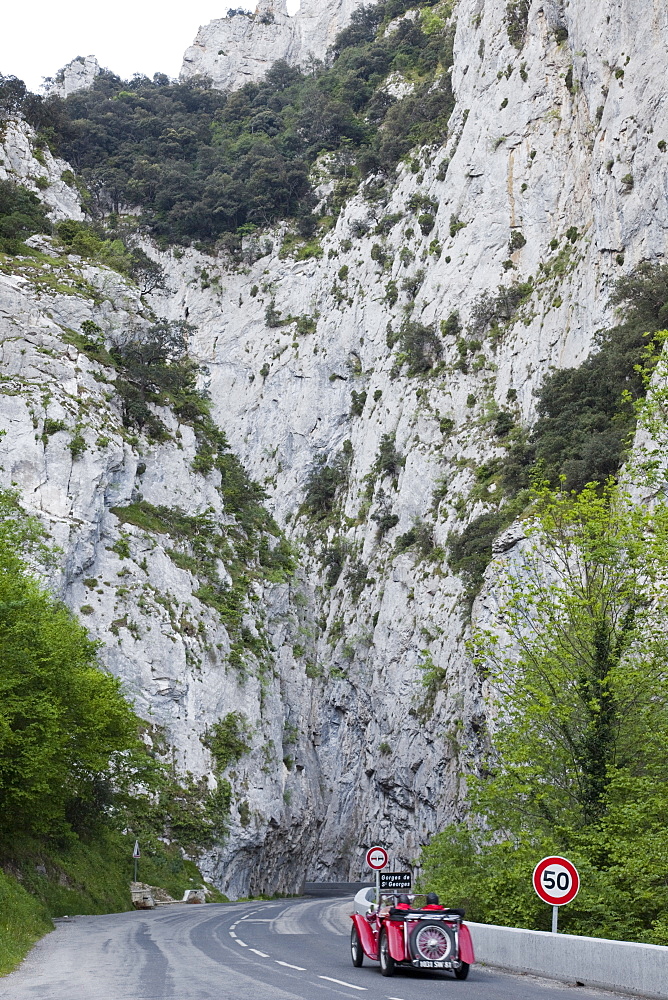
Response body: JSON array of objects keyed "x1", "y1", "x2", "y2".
[{"x1": 413, "y1": 960, "x2": 452, "y2": 969}]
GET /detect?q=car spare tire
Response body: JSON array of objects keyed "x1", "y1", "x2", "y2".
[{"x1": 409, "y1": 921, "x2": 455, "y2": 963}]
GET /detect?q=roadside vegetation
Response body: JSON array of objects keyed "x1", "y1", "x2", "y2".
[
  {"x1": 0, "y1": 491, "x2": 226, "y2": 974},
  {"x1": 422, "y1": 357, "x2": 668, "y2": 942}
]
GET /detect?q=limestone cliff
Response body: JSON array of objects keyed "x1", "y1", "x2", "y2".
[
  {"x1": 1, "y1": 0, "x2": 667, "y2": 896},
  {"x1": 180, "y1": 0, "x2": 369, "y2": 91}
]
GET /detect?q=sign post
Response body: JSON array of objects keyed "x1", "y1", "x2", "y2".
[
  {"x1": 133, "y1": 840, "x2": 141, "y2": 883},
  {"x1": 365, "y1": 846, "x2": 388, "y2": 906},
  {"x1": 532, "y1": 856, "x2": 580, "y2": 933}
]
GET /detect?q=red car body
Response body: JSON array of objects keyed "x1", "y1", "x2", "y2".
[{"x1": 350, "y1": 898, "x2": 475, "y2": 979}]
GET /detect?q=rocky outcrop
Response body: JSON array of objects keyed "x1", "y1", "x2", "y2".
[
  {"x1": 44, "y1": 56, "x2": 101, "y2": 98},
  {"x1": 180, "y1": 0, "x2": 368, "y2": 91},
  {"x1": 1, "y1": 0, "x2": 667, "y2": 894},
  {"x1": 0, "y1": 119, "x2": 83, "y2": 220}
]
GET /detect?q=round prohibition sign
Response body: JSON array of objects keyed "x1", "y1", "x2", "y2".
[
  {"x1": 533, "y1": 856, "x2": 580, "y2": 906},
  {"x1": 366, "y1": 846, "x2": 388, "y2": 871}
]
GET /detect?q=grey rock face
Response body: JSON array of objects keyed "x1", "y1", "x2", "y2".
[
  {"x1": 1, "y1": 0, "x2": 667, "y2": 896},
  {"x1": 180, "y1": 0, "x2": 368, "y2": 91},
  {"x1": 44, "y1": 55, "x2": 101, "y2": 98},
  {"x1": 0, "y1": 119, "x2": 84, "y2": 221}
]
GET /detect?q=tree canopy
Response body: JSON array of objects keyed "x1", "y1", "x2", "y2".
[
  {"x1": 0, "y1": 490, "x2": 239, "y2": 855},
  {"x1": 423, "y1": 478, "x2": 668, "y2": 943},
  {"x1": 0, "y1": 491, "x2": 138, "y2": 845},
  {"x1": 3, "y1": 2, "x2": 455, "y2": 246}
]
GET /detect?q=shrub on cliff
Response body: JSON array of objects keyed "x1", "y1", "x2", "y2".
[
  {"x1": 302, "y1": 451, "x2": 351, "y2": 521},
  {"x1": 506, "y1": 0, "x2": 531, "y2": 49},
  {"x1": 529, "y1": 262, "x2": 668, "y2": 490},
  {"x1": 448, "y1": 264, "x2": 668, "y2": 612},
  {"x1": 0, "y1": 179, "x2": 51, "y2": 254}
]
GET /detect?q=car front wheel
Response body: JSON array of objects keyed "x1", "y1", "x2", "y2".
[
  {"x1": 351, "y1": 925, "x2": 363, "y2": 967},
  {"x1": 379, "y1": 929, "x2": 395, "y2": 977}
]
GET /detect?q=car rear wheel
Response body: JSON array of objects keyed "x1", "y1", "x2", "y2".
[
  {"x1": 409, "y1": 921, "x2": 455, "y2": 963},
  {"x1": 454, "y1": 962, "x2": 470, "y2": 980},
  {"x1": 379, "y1": 929, "x2": 395, "y2": 977},
  {"x1": 351, "y1": 925, "x2": 363, "y2": 967}
]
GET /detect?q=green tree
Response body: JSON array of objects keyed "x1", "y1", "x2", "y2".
[
  {"x1": 0, "y1": 491, "x2": 139, "y2": 845},
  {"x1": 472, "y1": 481, "x2": 668, "y2": 832},
  {"x1": 421, "y1": 479, "x2": 668, "y2": 942}
]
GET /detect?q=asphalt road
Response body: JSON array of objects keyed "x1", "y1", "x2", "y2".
[{"x1": 0, "y1": 896, "x2": 627, "y2": 1000}]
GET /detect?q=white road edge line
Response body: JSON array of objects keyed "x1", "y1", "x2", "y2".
[
  {"x1": 250, "y1": 949, "x2": 270, "y2": 958},
  {"x1": 319, "y1": 976, "x2": 367, "y2": 991},
  {"x1": 275, "y1": 960, "x2": 307, "y2": 970}
]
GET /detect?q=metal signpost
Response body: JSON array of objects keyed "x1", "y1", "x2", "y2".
[
  {"x1": 532, "y1": 855, "x2": 580, "y2": 933},
  {"x1": 365, "y1": 846, "x2": 388, "y2": 905},
  {"x1": 133, "y1": 840, "x2": 141, "y2": 883}
]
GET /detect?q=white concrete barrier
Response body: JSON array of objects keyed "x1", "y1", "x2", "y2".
[{"x1": 468, "y1": 921, "x2": 668, "y2": 999}]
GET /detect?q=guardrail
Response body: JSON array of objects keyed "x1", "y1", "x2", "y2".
[
  {"x1": 468, "y1": 921, "x2": 668, "y2": 1000},
  {"x1": 304, "y1": 885, "x2": 668, "y2": 997},
  {"x1": 303, "y1": 882, "x2": 373, "y2": 898}
]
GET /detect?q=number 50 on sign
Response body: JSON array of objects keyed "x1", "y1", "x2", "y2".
[{"x1": 533, "y1": 856, "x2": 580, "y2": 906}]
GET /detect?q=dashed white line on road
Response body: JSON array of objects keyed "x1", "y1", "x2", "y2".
[
  {"x1": 250, "y1": 949, "x2": 270, "y2": 958},
  {"x1": 235, "y1": 939, "x2": 248, "y2": 947},
  {"x1": 319, "y1": 976, "x2": 367, "y2": 991},
  {"x1": 229, "y1": 931, "x2": 237, "y2": 938},
  {"x1": 275, "y1": 961, "x2": 307, "y2": 970}
]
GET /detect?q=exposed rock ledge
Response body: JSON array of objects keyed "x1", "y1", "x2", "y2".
[
  {"x1": 180, "y1": 0, "x2": 368, "y2": 92},
  {"x1": 44, "y1": 55, "x2": 101, "y2": 99}
]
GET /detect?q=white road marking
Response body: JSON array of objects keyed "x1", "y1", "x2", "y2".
[
  {"x1": 319, "y1": 976, "x2": 367, "y2": 991},
  {"x1": 235, "y1": 939, "x2": 248, "y2": 947},
  {"x1": 275, "y1": 960, "x2": 307, "y2": 970},
  {"x1": 387, "y1": 996, "x2": 406, "y2": 999},
  {"x1": 242, "y1": 918, "x2": 273, "y2": 922},
  {"x1": 229, "y1": 931, "x2": 237, "y2": 938},
  {"x1": 249, "y1": 948, "x2": 270, "y2": 958}
]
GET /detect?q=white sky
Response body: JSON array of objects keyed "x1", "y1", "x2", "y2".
[{"x1": 0, "y1": 1, "x2": 301, "y2": 92}]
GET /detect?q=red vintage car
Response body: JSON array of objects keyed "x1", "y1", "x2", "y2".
[{"x1": 350, "y1": 890, "x2": 475, "y2": 979}]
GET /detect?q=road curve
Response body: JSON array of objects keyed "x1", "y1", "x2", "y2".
[{"x1": 0, "y1": 896, "x2": 626, "y2": 1000}]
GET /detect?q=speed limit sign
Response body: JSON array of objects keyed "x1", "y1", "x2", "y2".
[{"x1": 533, "y1": 856, "x2": 580, "y2": 906}]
